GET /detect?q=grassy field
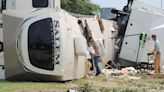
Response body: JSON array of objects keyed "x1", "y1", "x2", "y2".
[{"x1": 0, "y1": 74, "x2": 164, "y2": 92}]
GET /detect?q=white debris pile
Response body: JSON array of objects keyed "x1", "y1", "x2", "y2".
[
  {"x1": 101, "y1": 67, "x2": 139, "y2": 78},
  {"x1": 121, "y1": 67, "x2": 138, "y2": 76}
]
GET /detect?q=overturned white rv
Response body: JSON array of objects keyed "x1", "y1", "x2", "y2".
[
  {"x1": 2, "y1": 8, "x2": 116, "y2": 81},
  {"x1": 112, "y1": 0, "x2": 164, "y2": 68},
  {"x1": 1, "y1": 0, "x2": 116, "y2": 81},
  {"x1": 0, "y1": 0, "x2": 61, "y2": 80},
  {"x1": 3, "y1": 8, "x2": 88, "y2": 81}
]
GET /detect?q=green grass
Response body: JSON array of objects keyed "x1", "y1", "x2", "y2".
[
  {"x1": 0, "y1": 74, "x2": 164, "y2": 92},
  {"x1": 0, "y1": 80, "x2": 71, "y2": 92}
]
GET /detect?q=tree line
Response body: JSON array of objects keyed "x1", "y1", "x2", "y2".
[{"x1": 61, "y1": 0, "x2": 100, "y2": 15}]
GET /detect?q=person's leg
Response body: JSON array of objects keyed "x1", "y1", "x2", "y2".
[
  {"x1": 154, "y1": 54, "x2": 158, "y2": 73},
  {"x1": 157, "y1": 54, "x2": 160, "y2": 73},
  {"x1": 94, "y1": 56, "x2": 101, "y2": 75}
]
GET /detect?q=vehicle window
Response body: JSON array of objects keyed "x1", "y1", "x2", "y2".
[
  {"x1": 28, "y1": 18, "x2": 54, "y2": 70},
  {"x1": 32, "y1": 0, "x2": 48, "y2": 8}
]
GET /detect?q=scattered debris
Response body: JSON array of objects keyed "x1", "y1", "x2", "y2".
[
  {"x1": 128, "y1": 76, "x2": 141, "y2": 80},
  {"x1": 87, "y1": 71, "x2": 96, "y2": 77},
  {"x1": 67, "y1": 89, "x2": 78, "y2": 92},
  {"x1": 101, "y1": 67, "x2": 140, "y2": 79}
]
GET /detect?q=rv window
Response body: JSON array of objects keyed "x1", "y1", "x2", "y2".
[
  {"x1": 32, "y1": 0, "x2": 48, "y2": 8},
  {"x1": 0, "y1": 0, "x2": 6, "y2": 12},
  {"x1": 28, "y1": 18, "x2": 54, "y2": 70},
  {"x1": 0, "y1": 41, "x2": 3, "y2": 52}
]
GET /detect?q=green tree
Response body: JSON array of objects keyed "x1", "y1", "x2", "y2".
[{"x1": 61, "y1": 0, "x2": 100, "y2": 15}]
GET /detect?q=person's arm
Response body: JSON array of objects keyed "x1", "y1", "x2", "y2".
[{"x1": 152, "y1": 47, "x2": 156, "y2": 54}]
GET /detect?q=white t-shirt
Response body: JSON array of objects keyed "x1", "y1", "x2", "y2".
[{"x1": 155, "y1": 39, "x2": 160, "y2": 53}]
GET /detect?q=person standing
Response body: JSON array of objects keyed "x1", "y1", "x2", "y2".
[
  {"x1": 88, "y1": 37, "x2": 101, "y2": 76},
  {"x1": 152, "y1": 34, "x2": 161, "y2": 73}
]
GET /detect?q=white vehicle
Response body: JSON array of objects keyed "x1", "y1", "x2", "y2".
[
  {"x1": 3, "y1": 8, "x2": 88, "y2": 81},
  {"x1": 112, "y1": 0, "x2": 164, "y2": 68},
  {"x1": 0, "y1": 0, "x2": 61, "y2": 80}
]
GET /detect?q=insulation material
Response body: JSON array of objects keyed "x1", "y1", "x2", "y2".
[{"x1": 97, "y1": 16, "x2": 104, "y2": 33}]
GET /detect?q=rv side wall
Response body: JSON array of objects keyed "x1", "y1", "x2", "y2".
[{"x1": 5, "y1": 0, "x2": 60, "y2": 10}]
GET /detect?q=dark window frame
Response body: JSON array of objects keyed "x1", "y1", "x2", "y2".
[
  {"x1": 0, "y1": 41, "x2": 3, "y2": 52},
  {"x1": 32, "y1": 0, "x2": 49, "y2": 8}
]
